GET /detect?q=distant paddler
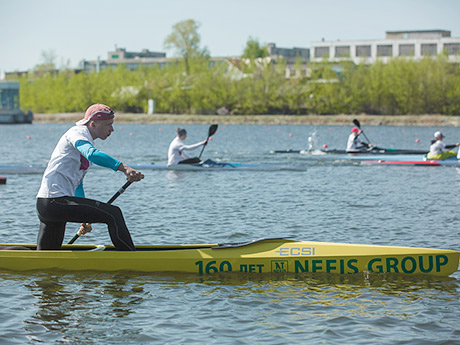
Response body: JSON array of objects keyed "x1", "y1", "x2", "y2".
[
  {"x1": 427, "y1": 131, "x2": 459, "y2": 160},
  {"x1": 346, "y1": 127, "x2": 373, "y2": 152},
  {"x1": 36, "y1": 104, "x2": 144, "y2": 251},
  {"x1": 168, "y1": 127, "x2": 209, "y2": 165}
]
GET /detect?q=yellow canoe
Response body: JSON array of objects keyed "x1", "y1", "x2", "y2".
[{"x1": 0, "y1": 238, "x2": 458, "y2": 276}]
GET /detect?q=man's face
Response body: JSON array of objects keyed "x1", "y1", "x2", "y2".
[{"x1": 90, "y1": 119, "x2": 114, "y2": 140}]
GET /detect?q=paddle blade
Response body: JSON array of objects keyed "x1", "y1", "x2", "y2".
[
  {"x1": 198, "y1": 124, "x2": 218, "y2": 159},
  {"x1": 208, "y1": 124, "x2": 218, "y2": 137}
]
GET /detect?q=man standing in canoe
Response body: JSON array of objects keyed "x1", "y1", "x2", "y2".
[
  {"x1": 36, "y1": 104, "x2": 144, "y2": 251},
  {"x1": 427, "y1": 131, "x2": 459, "y2": 160},
  {"x1": 168, "y1": 127, "x2": 207, "y2": 165}
]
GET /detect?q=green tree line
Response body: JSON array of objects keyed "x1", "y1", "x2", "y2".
[{"x1": 18, "y1": 54, "x2": 460, "y2": 115}]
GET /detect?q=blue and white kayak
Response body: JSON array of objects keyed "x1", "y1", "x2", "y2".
[{"x1": 131, "y1": 159, "x2": 307, "y2": 171}]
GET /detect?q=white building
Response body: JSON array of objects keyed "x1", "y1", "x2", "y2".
[{"x1": 310, "y1": 30, "x2": 460, "y2": 64}]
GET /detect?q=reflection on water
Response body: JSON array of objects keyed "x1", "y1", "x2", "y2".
[
  {"x1": 0, "y1": 270, "x2": 458, "y2": 344},
  {"x1": 21, "y1": 273, "x2": 148, "y2": 343},
  {"x1": 165, "y1": 170, "x2": 186, "y2": 181}
]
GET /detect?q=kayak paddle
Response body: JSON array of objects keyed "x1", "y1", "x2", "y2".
[
  {"x1": 198, "y1": 124, "x2": 218, "y2": 159},
  {"x1": 352, "y1": 119, "x2": 372, "y2": 145},
  {"x1": 68, "y1": 181, "x2": 132, "y2": 244}
]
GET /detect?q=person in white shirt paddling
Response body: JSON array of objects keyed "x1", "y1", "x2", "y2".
[
  {"x1": 346, "y1": 127, "x2": 372, "y2": 152},
  {"x1": 427, "y1": 131, "x2": 459, "y2": 160},
  {"x1": 36, "y1": 103, "x2": 144, "y2": 251},
  {"x1": 168, "y1": 127, "x2": 207, "y2": 165}
]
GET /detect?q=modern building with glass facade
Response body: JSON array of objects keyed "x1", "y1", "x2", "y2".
[
  {"x1": 81, "y1": 47, "x2": 167, "y2": 73},
  {"x1": 266, "y1": 43, "x2": 310, "y2": 64}
]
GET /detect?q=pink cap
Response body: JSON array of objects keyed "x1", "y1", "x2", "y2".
[
  {"x1": 76, "y1": 104, "x2": 114, "y2": 125},
  {"x1": 351, "y1": 127, "x2": 360, "y2": 133}
]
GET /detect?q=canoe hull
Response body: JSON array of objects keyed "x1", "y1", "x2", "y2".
[
  {"x1": 130, "y1": 161, "x2": 307, "y2": 171},
  {"x1": 272, "y1": 148, "x2": 427, "y2": 155},
  {"x1": 361, "y1": 159, "x2": 460, "y2": 166},
  {"x1": 0, "y1": 239, "x2": 458, "y2": 276}
]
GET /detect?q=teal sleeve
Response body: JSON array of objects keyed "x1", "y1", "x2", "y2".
[
  {"x1": 75, "y1": 181, "x2": 85, "y2": 198},
  {"x1": 75, "y1": 140, "x2": 121, "y2": 171}
]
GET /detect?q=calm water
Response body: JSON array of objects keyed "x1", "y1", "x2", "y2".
[{"x1": 0, "y1": 122, "x2": 459, "y2": 344}]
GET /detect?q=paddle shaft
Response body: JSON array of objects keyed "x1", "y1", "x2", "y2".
[
  {"x1": 68, "y1": 181, "x2": 132, "y2": 244},
  {"x1": 198, "y1": 124, "x2": 218, "y2": 159},
  {"x1": 353, "y1": 119, "x2": 371, "y2": 144},
  {"x1": 198, "y1": 141, "x2": 208, "y2": 159}
]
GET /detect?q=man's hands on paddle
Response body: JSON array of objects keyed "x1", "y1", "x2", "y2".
[
  {"x1": 78, "y1": 223, "x2": 92, "y2": 236},
  {"x1": 117, "y1": 163, "x2": 144, "y2": 182}
]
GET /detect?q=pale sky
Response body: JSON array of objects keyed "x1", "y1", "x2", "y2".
[{"x1": 1, "y1": 0, "x2": 460, "y2": 73}]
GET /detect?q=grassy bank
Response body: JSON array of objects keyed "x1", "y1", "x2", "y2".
[{"x1": 33, "y1": 113, "x2": 460, "y2": 126}]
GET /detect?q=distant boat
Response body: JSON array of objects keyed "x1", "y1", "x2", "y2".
[
  {"x1": 0, "y1": 81, "x2": 33, "y2": 124},
  {"x1": 271, "y1": 147, "x2": 427, "y2": 155}
]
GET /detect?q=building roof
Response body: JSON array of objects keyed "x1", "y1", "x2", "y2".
[
  {"x1": 386, "y1": 29, "x2": 450, "y2": 35},
  {"x1": 0, "y1": 81, "x2": 20, "y2": 89}
]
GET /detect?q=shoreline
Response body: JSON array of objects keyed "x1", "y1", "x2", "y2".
[{"x1": 33, "y1": 113, "x2": 460, "y2": 126}]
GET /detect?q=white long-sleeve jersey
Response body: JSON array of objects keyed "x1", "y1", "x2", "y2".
[{"x1": 167, "y1": 136, "x2": 204, "y2": 165}]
